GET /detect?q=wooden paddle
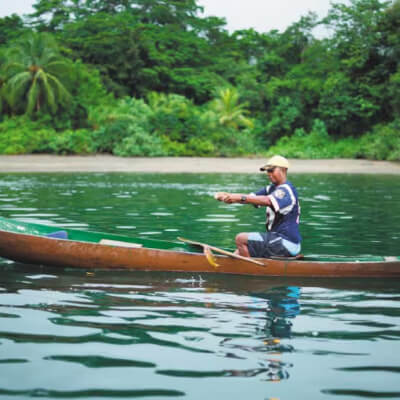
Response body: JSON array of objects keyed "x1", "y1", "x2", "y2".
[{"x1": 177, "y1": 237, "x2": 265, "y2": 267}]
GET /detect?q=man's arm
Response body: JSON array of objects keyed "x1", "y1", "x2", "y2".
[{"x1": 215, "y1": 192, "x2": 273, "y2": 207}]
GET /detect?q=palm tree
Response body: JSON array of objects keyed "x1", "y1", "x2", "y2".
[
  {"x1": 211, "y1": 87, "x2": 254, "y2": 129},
  {"x1": 1, "y1": 32, "x2": 73, "y2": 115}
]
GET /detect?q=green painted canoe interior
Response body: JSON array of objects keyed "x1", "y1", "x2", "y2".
[
  {"x1": 0, "y1": 217, "x2": 196, "y2": 253},
  {"x1": 0, "y1": 217, "x2": 398, "y2": 263}
]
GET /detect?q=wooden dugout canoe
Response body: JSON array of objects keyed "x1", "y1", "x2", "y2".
[{"x1": 0, "y1": 216, "x2": 399, "y2": 278}]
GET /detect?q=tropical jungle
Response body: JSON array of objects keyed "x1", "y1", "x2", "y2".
[{"x1": 0, "y1": 0, "x2": 399, "y2": 160}]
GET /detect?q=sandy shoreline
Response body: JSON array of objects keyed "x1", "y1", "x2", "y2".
[{"x1": 0, "y1": 155, "x2": 399, "y2": 174}]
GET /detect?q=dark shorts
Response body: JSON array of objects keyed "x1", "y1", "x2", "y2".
[{"x1": 247, "y1": 232, "x2": 292, "y2": 258}]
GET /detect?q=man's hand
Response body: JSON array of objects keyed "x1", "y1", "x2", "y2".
[
  {"x1": 214, "y1": 192, "x2": 230, "y2": 201},
  {"x1": 215, "y1": 192, "x2": 271, "y2": 207},
  {"x1": 214, "y1": 192, "x2": 241, "y2": 204}
]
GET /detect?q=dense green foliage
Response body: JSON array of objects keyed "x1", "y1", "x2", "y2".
[{"x1": 0, "y1": 0, "x2": 399, "y2": 159}]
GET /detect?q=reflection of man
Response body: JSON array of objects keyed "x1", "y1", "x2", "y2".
[
  {"x1": 265, "y1": 314, "x2": 293, "y2": 339},
  {"x1": 219, "y1": 287, "x2": 300, "y2": 381},
  {"x1": 215, "y1": 155, "x2": 301, "y2": 259},
  {"x1": 257, "y1": 286, "x2": 301, "y2": 339}
]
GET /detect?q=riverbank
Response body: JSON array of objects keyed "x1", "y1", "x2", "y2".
[{"x1": 0, "y1": 155, "x2": 399, "y2": 174}]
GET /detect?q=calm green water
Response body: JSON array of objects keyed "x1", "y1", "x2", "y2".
[{"x1": 0, "y1": 173, "x2": 400, "y2": 399}]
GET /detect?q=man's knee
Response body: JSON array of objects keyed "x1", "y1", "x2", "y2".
[
  {"x1": 235, "y1": 233, "x2": 250, "y2": 257},
  {"x1": 235, "y1": 233, "x2": 248, "y2": 246}
]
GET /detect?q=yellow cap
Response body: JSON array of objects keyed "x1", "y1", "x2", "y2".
[{"x1": 260, "y1": 155, "x2": 290, "y2": 171}]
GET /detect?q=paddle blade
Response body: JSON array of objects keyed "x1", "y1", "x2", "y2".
[{"x1": 203, "y1": 245, "x2": 219, "y2": 268}]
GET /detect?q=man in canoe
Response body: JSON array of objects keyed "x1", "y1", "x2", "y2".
[{"x1": 215, "y1": 155, "x2": 301, "y2": 258}]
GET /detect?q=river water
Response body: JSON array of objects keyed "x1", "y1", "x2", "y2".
[{"x1": 0, "y1": 173, "x2": 399, "y2": 399}]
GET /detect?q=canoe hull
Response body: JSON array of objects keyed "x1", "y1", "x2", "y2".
[{"x1": 1, "y1": 230, "x2": 399, "y2": 278}]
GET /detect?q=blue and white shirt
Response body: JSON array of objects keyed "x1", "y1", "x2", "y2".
[{"x1": 255, "y1": 181, "x2": 301, "y2": 244}]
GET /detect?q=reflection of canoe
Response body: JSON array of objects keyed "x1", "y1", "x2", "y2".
[{"x1": 0, "y1": 217, "x2": 399, "y2": 278}]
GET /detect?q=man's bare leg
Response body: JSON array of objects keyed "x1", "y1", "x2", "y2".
[{"x1": 235, "y1": 233, "x2": 250, "y2": 257}]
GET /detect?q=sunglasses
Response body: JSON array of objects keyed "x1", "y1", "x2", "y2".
[{"x1": 266, "y1": 167, "x2": 276, "y2": 173}]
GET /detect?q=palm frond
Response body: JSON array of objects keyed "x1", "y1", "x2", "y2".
[
  {"x1": 46, "y1": 60, "x2": 74, "y2": 79},
  {"x1": 6, "y1": 71, "x2": 31, "y2": 108},
  {"x1": 2, "y1": 62, "x2": 26, "y2": 80},
  {"x1": 211, "y1": 87, "x2": 254, "y2": 129},
  {"x1": 47, "y1": 73, "x2": 72, "y2": 105},
  {"x1": 37, "y1": 70, "x2": 57, "y2": 114},
  {"x1": 26, "y1": 77, "x2": 40, "y2": 115}
]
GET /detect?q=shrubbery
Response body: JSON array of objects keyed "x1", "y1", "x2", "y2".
[
  {"x1": 47, "y1": 129, "x2": 93, "y2": 154},
  {"x1": 359, "y1": 121, "x2": 400, "y2": 161},
  {"x1": 0, "y1": 117, "x2": 94, "y2": 155},
  {"x1": 267, "y1": 119, "x2": 360, "y2": 159},
  {"x1": 1, "y1": 107, "x2": 398, "y2": 160},
  {"x1": 267, "y1": 119, "x2": 400, "y2": 161},
  {"x1": 86, "y1": 92, "x2": 262, "y2": 157},
  {"x1": 0, "y1": 117, "x2": 54, "y2": 154}
]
